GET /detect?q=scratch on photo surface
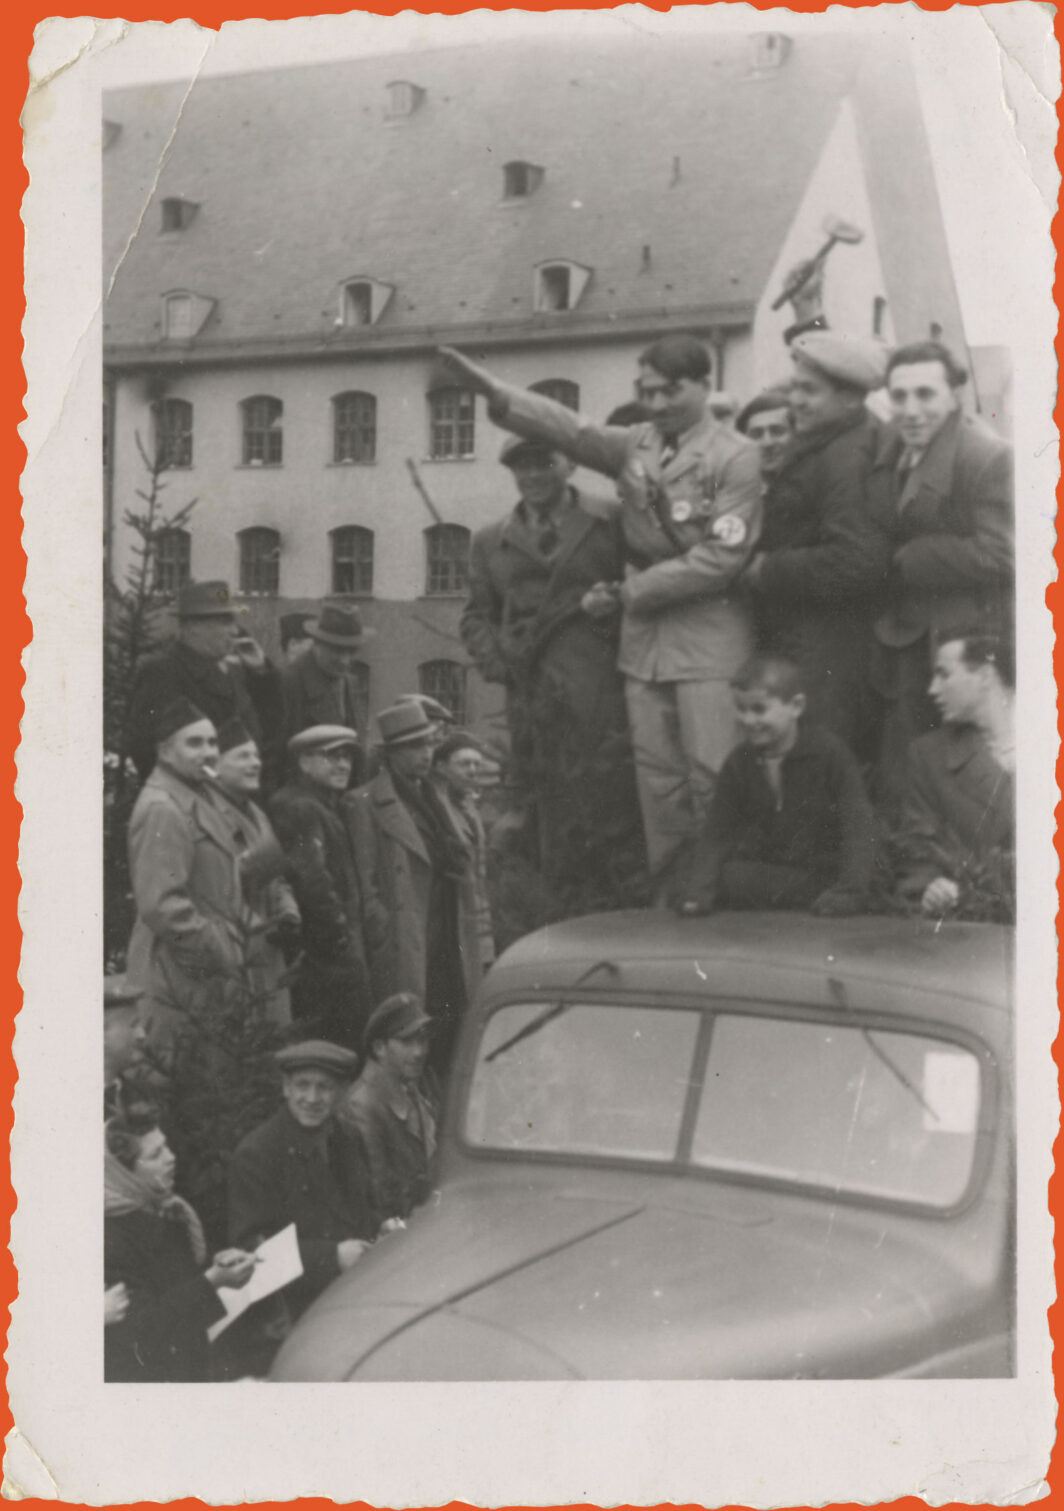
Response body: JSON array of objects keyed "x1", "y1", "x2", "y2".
[{"x1": 2, "y1": 1427, "x2": 59, "y2": 1500}]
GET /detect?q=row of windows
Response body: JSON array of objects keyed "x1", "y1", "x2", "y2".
[
  {"x1": 147, "y1": 378, "x2": 580, "y2": 470},
  {"x1": 151, "y1": 522, "x2": 471, "y2": 599}
]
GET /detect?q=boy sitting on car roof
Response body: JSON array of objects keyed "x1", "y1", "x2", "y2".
[{"x1": 675, "y1": 654, "x2": 875, "y2": 918}]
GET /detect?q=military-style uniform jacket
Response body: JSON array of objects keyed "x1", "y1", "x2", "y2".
[
  {"x1": 341, "y1": 1068, "x2": 439, "y2": 1223},
  {"x1": 875, "y1": 412, "x2": 1014, "y2": 649},
  {"x1": 489, "y1": 383, "x2": 762, "y2": 682},
  {"x1": 124, "y1": 639, "x2": 282, "y2": 782},
  {"x1": 228, "y1": 1105, "x2": 379, "y2": 1316}
]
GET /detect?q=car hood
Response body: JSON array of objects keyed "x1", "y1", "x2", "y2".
[{"x1": 271, "y1": 1175, "x2": 1004, "y2": 1381}]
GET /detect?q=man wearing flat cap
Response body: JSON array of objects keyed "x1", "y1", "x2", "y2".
[
  {"x1": 228, "y1": 1040, "x2": 380, "y2": 1319},
  {"x1": 126, "y1": 699, "x2": 246, "y2": 1055},
  {"x1": 440, "y1": 338, "x2": 761, "y2": 897},
  {"x1": 346, "y1": 703, "x2": 481, "y2": 1077},
  {"x1": 742, "y1": 331, "x2": 896, "y2": 761},
  {"x1": 460, "y1": 436, "x2": 641, "y2": 899},
  {"x1": 124, "y1": 580, "x2": 282, "y2": 784},
  {"x1": 340, "y1": 993, "x2": 439, "y2": 1223},
  {"x1": 272, "y1": 603, "x2": 374, "y2": 788},
  {"x1": 267, "y1": 725, "x2": 372, "y2": 1046},
  {"x1": 210, "y1": 717, "x2": 300, "y2": 1026},
  {"x1": 104, "y1": 975, "x2": 147, "y2": 1119}
]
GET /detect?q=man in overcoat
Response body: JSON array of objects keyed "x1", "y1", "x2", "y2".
[
  {"x1": 742, "y1": 331, "x2": 896, "y2": 764},
  {"x1": 460, "y1": 437, "x2": 641, "y2": 894},
  {"x1": 228, "y1": 1040, "x2": 380, "y2": 1320},
  {"x1": 126, "y1": 698, "x2": 245, "y2": 1057},
  {"x1": 267, "y1": 725, "x2": 372, "y2": 1048},
  {"x1": 345, "y1": 703, "x2": 481, "y2": 1078},
  {"x1": 872, "y1": 341, "x2": 1014, "y2": 807},
  {"x1": 209, "y1": 717, "x2": 300, "y2": 1027},
  {"x1": 124, "y1": 580, "x2": 281, "y2": 783},
  {"x1": 271, "y1": 603, "x2": 374, "y2": 788},
  {"x1": 440, "y1": 338, "x2": 762, "y2": 892}
]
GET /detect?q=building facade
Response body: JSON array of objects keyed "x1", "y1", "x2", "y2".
[{"x1": 103, "y1": 30, "x2": 967, "y2": 735}]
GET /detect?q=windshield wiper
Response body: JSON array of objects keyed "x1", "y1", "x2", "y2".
[
  {"x1": 827, "y1": 976, "x2": 939, "y2": 1123},
  {"x1": 484, "y1": 959, "x2": 619, "y2": 1063}
]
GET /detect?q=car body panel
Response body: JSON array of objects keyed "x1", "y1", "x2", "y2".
[{"x1": 271, "y1": 913, "x2": 1013, "y2": 1382}]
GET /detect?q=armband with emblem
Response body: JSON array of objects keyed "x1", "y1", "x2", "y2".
[{"x1": 711, "y1": 512, "x2": 747, "y2": 547}]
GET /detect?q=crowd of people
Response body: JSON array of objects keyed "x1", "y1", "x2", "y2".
[{"x1": 103, "y1": 315, "x2": 1015, "y2": 1381}]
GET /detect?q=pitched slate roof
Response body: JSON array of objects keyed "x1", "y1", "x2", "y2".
[{"x1": 102, "y1": 34, "x2": 885, "y2": 358}]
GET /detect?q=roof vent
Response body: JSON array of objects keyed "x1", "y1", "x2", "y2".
[
  {"x1": 385, "y1": 80, "x2": 425, "y2": 118},
  {"x1": 750, "y1": 33, "x2": 792, "y2": 71},
  {"x1": 534, "y1": 260, "x2": 592, "y2": 313},
  {"x1": 503, "y1": 161, "x2": 544, "y2": 200},
  {"x1": 339, "y1": 277, "x2": 395, "y2": 327}
]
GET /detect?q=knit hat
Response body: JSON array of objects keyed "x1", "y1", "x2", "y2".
[
  {"x1": 216, "y1": 717, "x2": 254, "y2": 754},
  {"x1": 154, "y1": 697, "x2": 210, "y2": 744}
]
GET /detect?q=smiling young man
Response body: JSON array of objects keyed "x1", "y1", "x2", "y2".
[
  {"x1": 440, "y1": 338, "x2": 762, "y2": 895},
  {"x1": 872, "y1": 342, "x2": 1014, "y2": 808},
  {"x1": 227, "y1": 1039, "x2": 380, "y2": 1319}
]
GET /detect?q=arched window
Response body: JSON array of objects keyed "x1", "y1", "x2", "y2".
[
  {"x1": 332, "y1": 392, "x2": 377, "y2": 463},
  {"x1": 530, "y1": 378, "x2": 580, "y2": 411},
  {"x1": 428, "y1": 388, "x2": 475, "y2": 459},
  {"x1": 238, "y1": 527, "x2": 281, "y2": 595},
  {"x1": 154, "y1": 397, "x2": 193, "y2": 469},
  {"x1": 152, "y1": 527, "x2": 191, "y2": 595},
  {"x1": 331, "y1": 526, "x2": 375, "y2": 596},
  {"x1": 419, "y1": 660, "x2": 467, "y2": 726},
  {"x1": 241, "y1": 395, "x2": 283, "y2": 466},
  {"x1": 424, "y1": 524, "x2": 471, "y2": 596}
]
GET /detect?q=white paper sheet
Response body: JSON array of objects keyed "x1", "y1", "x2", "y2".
[{"x1": 206, "y1": 1224, "x2": 303, "y2": 1341}]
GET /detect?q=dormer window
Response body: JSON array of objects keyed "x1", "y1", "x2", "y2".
[
  {"x1": 161, "y1": 288, "x2": 215, "y2": 342},
  {"x1": 503, "y1": 161, "x2": 544, "y2": 200},
  {"x1": 160, "y1": 196, "x2": 199, "y2": 233},
  {"x1": 750, "y1": 33, "x2": 792, "y2": 71},
  {"x1": 385, "y1": 80, "x2": 425, "y2": 118},
  {"x1": 164, "y1": 293, "x2": 192, "y2": 339},
  {"x1": 534, "y1": 261, "x2": 592, "y2": 313},
  {"x1": 340, "y1": 277, "x2": 394, "y2": 327}
]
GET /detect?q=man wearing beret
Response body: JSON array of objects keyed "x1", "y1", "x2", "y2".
[
  {"x1": 126, "y1": 698, "x2": 247, "y2": 1055},
  {"x1": 440, "y1": 338, "x2": 762, "y2": 897},
  {"x1": 228, "y1": 1040, "x2": 380, "y2": 1319},
  {"x1": 346, "y1": 703, "x2": 481, "y2": 1076},
  {"x1": 267, "y1": 726, "x2": 372, "y2": 1047},
  {"x1": 271, "y1": 603, "x2": 374, "y2": 788},
  {"x1": 340, "y1": 993, "x2": 439, "y2": 1224},
  {"x1": 124, "y1": 580, "x2": 282, "y2": 784},
  {"x1": 741, "y1": 331, "x2": 896, "y2": 762},
  {"x1": 210, "y1": 717, "x2": 300, "y2": 1026},
  {"x1": 460, "y1": 437, "x2": 641, "y2": 900},
  {"x1": 872, "y1": 340, "x2": 1014, "y2": 811}
]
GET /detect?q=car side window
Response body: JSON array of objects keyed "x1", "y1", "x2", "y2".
[
  {"x1": 690, "y1": 1014, "x2": 983, "y2": 1209},
  {"x1": 466, "y1": 1002, "x2": 700, "y2": 1162}
]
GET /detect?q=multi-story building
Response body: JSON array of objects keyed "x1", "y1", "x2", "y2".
[{"x1": 103, "y1": 30, "x2": 967, "y2": 734}]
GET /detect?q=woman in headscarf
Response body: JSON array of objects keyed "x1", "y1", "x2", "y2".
[{"x1": 104, "y1": 1111, "x2": 256, "y2": 1382}]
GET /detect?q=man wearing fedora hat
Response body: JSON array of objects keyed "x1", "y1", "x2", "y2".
[
  {"x1": 346, "y1": 703, "x2": 482, "y2": 1077},
  {"x1": 340, "y1": 993, "x2": 439, "y2": 1223},
  {"x1": 272, "y1": 602, "x2": 375, "y2": 787},
  {"x1": 228, "y1": 1039, "x2": 380, "y2": 1320},
  {"x1": 126, "y1": 698, "x2": 248, "y2": 1056},
  {"x1": 124, "y1": 580, "x2": 282, "y2": 783},
  {"x1": 268, "y1": 725, "x2": 373, "y2": 1046},
  {"x1": 741, "y1": 331, "x2": 897, "y2": 761}
]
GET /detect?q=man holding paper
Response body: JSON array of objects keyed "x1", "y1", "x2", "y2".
[{"x1": 227, "y1": 1040, "x2": 380, "y2": 1319}]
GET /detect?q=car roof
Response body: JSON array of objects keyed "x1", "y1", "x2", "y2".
[{"x1": 483, "y1": 911, "x2": 1013, "y2": 1018}]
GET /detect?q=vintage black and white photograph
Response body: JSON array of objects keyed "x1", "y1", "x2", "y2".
[{"x1": 12, "y1": 1, "x2": 1057, "y2": 1501}]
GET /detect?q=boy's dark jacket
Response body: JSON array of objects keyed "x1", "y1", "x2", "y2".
[{"x1": 684, "y1": 723, "x2": 875, "y2": 906}]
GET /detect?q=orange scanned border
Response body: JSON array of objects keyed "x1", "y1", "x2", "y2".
[{"x1": 5, "y1": 1, "x2": 1060, "y2": 1510}]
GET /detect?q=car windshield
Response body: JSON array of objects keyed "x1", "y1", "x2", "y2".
[{"x1": 465, "y1": 1000, "x2": 984, "y2": 1209}]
